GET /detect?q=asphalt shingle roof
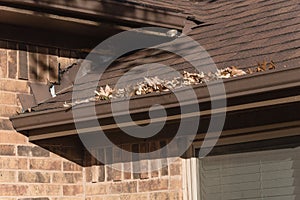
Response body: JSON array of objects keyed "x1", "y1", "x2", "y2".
[{"x1": 27, "y1": 0, "x2": 300, "y2": 112}]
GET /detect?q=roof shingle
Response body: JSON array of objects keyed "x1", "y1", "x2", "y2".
[{"x1": 23, "y1": 0, "x2": 300, "y2": 112}]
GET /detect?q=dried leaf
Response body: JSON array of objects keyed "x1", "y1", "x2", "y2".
[
  {"x1": 246, "y1": 68, "x2": 254, "y2": 74},
  {"x1": 256, "y1": 67, "x2": 264, "y2": 72},
  {"x1": 268, "y1": 60, "x2": 276, "y2": 70},
  {"x1": 230, "y1": 66, "x2": 246, "y2": 77},
  {"x1": 261, "y1": 61, "x2": 267, "y2": 71},
  {"x1": 65, "y1": 60, "x2": 280, "y2": 108}
]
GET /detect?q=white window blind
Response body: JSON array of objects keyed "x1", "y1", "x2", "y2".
[{"x1": 193, "y1": 147, "x2": 300, "y2": 200}]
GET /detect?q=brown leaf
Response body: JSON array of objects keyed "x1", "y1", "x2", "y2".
[
  {"x1": 268, "y1": 60, "x2": 276, "y2": 70},
  {"x1": 246, "y1": 68, "x2": 254, "y2": 74},
  {"x1": 256, "y1": 67, "x2": 264, "y2": 72},
  {"x1": 261, "y1": 61, "x2": 267, "y2": 71},
  {"x1": 230, "y1": 66, "x2": 246, "y2": 76}
]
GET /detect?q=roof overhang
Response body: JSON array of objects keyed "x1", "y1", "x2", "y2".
[
  {"x1": 10, "y1": 66, "x2": 300, "y2": 165},
  {"x1": 0, "y1": 0, "x2": 188, "y2": 49}
]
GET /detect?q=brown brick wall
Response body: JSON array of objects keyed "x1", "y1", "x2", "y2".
[
  {"x1": 0, "y1": 40, "x2": 84, "y2": 200},
  {"x1": 85, "y1": 161, "x2": 183, "y2": 199},
  {"x1": 84, "y1": 143, "x2": 184, "y2": 199},
  {"x1": 0, "y1": 40, "x2": 185, "y2": 199}
]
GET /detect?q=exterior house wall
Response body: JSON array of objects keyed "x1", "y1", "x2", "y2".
[
  {"x1": 0, "y1": 40, "x2": 84, "y2": 200},
  {"x1": 0, "y1": 40, "x2": 185, "y2": 199},
  {"x1": 84, "y1": 159, "x2": 183, "y2": 199}
]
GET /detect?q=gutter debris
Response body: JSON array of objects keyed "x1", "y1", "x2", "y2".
[{"x1": 63, "y1": 61, "x2": 276, "y2": 109}]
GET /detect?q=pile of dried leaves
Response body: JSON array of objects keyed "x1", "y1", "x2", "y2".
[{"x1": 63, "y1": 61, "x2": 276, "y2": 108}]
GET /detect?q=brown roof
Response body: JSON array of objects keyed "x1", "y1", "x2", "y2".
[{"x1": 23, "y1": 0, "x2": 300, "y2": 113}]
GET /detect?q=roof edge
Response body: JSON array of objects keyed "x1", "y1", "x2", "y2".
[
  {"x1": 10, "y1": 66, "x2": 300, "y2": 133},
  {"x1": 0, "y1": 0, "x2": 188, "y2": 30}
]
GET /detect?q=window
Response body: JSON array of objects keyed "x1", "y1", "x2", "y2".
[{"x1": 185, "y1": 147, "x2": 300, "y2": 200}]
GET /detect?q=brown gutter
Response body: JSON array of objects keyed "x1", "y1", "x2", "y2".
[
  {"x1": 10, "y1": 66, "x2": 300, "y2": 139},
  {"x1": 27, "y1": 95, "x2": 300, "y2": 141}
]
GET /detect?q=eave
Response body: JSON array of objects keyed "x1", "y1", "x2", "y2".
[
  {"x1": 10, "y1": 66, "x2": 300, "y2": 165},
  {"x1": 0, "y1": 0, "x2": 188, "y2": 49},
  {"x1": 0, "y1": 0, "x2": 186, "y2": 30}
]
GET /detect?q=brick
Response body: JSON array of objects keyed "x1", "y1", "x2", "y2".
[
  {"x1": 160, "y1": 165, "x2": 168, "y2": 176},
  {"x1": 28, "y1": 49, "x2": 38, "y2": 81},
  {"x1": 1, "y1": 198, "x2": 17, "y2": 200},
  {"x1": 170, "y1": 178, "x2": 182, "y2": 190},
  {"x1": 17, "y1": 146, "x2": 31, "y2": 156},
  {"x1": 63, "y1": 185, "x2": 83, "y2": 196},
  {"x1": 98, "y1": 165, "x2": 105, "y2": 182},
  {"x1": 121, "y1": 154, "x2": 132, "y2": 180},
  {"x1": 0, "y1": 48, "x2": 7, "y2": 78},
  {"x1": 102, "y1": 196, "x2": 120, "y2": 200},
  {"x1": 150, "y1": 160, "x2": 159, "y2": 178},
  {"x1": 0, "y1": 105, "x2": 21, "y2": 117},
  {"x1": 52, "y1": 172, "x2": 82, "y2": 184},
  {"x1": 52, "y1": 198, "x2": 82, "y2": 200},
  {"x1": 86, "y1": 165, "x2": 105, "y2": 183},
  {"x1": 132, "y1": 172, "x2": 140, "y2": 179},
  {"x1": 18, "y1": 171, "x2": 50, "y2": 183},
  {"x1": 106, "y1": 166, "x2": 113, "y2": 181},
  {"x1": 50, "y1": 152, "x2": 61, "y2": 158},
  {"x1": 132, "y1": 162, "x2": 140, "y2": 179},
  {"x1": 112, "y1": 166, "x2": 122, "y2": 182},
  {"x1": 159, "y1": 142, "x2": 168, "y2": 176},
  {"x1": 85, "y1": 167, "x2": 92, "y2": 182},
  {"x1": 32, "y1": 146, "x2": 49, "y2": 157},
  {"x1": 18, "y1": 146, "x2": 49, "y2": 157},
  {"x1": 7, "y1": 49, "x2": 17, "y2": 79},
  {"x1": 0, "y1": 92, "x2": 17, "y2": 105},
  {"x1": 149, "y1": 192, "x2": 169, "y2": 200},
  {"x1": 18, "y1": 198, "x2": 49, "y2": 200},
  {"x1": 63, "y1": 161, "x2": 82, "y2": 171},
  {"x1": 169, "y1": 191, "x2": 183, "y2": 200},
  {"x1": 48, "y1": 55, "x2": 58, "y2": 83},
  {"x1": 18, "y1": 49, "x2": 28, "y2": 80},
  {"x1": 0, "y1": 106, "x2": 20, "y2": 118},
  {"x1": 123, "y1": 162, "x2": 131, "y2": 180},
  {"x1": 140, "y1": 160, "x2": 149, "y2": 179},
  {"x1": 90, "y1": 165, "x2": 99, "y2": 183},
  {"x1": 85, "y1": 183, "x2": 106, "y2": 195},
  {"x1": 120, "y1": 193, "x2": 148, "y2": 200},
  {"x1": 0, "y1": 145, "x2": 15, "y2": 156},
  {"x1": 169, "y1": 162, "x2": 182, "y2": 176},
  {"x1": 0, "y1": 119, "x2": 14, "y2": 130},
  {"x1": 0, "y1": 157, "x2": 28, "y2": 169},
  {"x1": 24, "y1": 185, "x2": 61, "y2": 196},
  {"x1": 160, "y1": 159, "x2": 168, "y2": 176},
  {"x1": 121, "y1": 181, "x2": 137, "y2": 193},
  {"x1": 89, "y1": 197, "x2": 104, "y2": 200},
  {"x1": 29, "y1": 159, "x2": 61, "y2": 171},
  {"x1": 0, "y1": 171, "x2": 16, "y2": 182},
  {"x1": 151, "y1": 170, "x2": 159, "y2": 178},
  {"x1": 0, "y1": 131, "x2": 27, "y2": 144},
  {"x1": 0, "y1": 79, "x2": 29, "y2": 93},
  {"x1": 37, "y1": 52, "x2": 48, "y2": 82},
  {"x1": 138, "y1": 179, "x2": 168, "y2": 192},
  {"x1": 0, "y1": 184, "x2": 27, "y2": 196},
  {"x1": 107, "y1": 182, "x2": 122, "y2": 194}
]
